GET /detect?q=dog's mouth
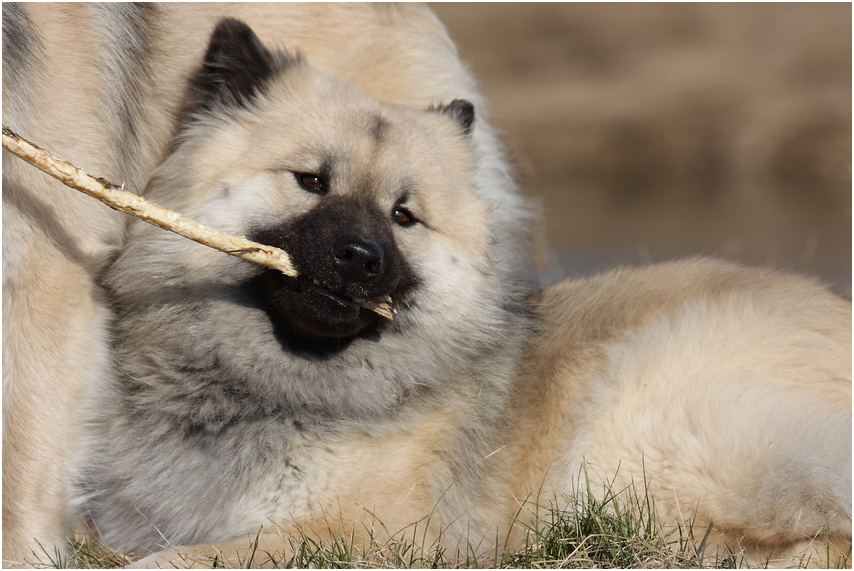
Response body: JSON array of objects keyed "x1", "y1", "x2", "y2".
[
  {"x1": 244, "y1": 199, "x2": 415, "y2": 345},
  {"x1": 246, "y1": 269, "x2": 395, "y2": 341},
  {"x1": 292, "y1": 275, "x2": 394, "y2": 318},
  {"x1": 301, "y1": 275, "x2": 362, "y2": 309}
]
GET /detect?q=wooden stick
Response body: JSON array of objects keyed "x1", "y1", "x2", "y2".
[{"x1": 2, "y1": 126, "x2": 393, "y2": 320}]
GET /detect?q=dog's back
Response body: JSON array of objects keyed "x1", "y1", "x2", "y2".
[{"x1": 509, "y1": 258, "x2": 851, "y2": 566}]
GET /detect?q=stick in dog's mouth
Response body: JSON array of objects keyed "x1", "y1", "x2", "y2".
[
  {"x1": 357, "y1": 295, "x2": 394, "y2": 320},
  {"x1": 1, "y1": 126, "x2": 395, "y2": 320}
]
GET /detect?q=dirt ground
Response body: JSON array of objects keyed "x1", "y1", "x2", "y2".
[{"x1": 431, "y1": 3, "x2": 851, "y2": 293}]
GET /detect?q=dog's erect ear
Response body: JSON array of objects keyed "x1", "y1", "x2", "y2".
[
  {"x1": 431, "y1": 99, "x2": 475, "y2": 137},
  {"x1": 189, "y1": 18, "x2": 299, "y2": 113}
]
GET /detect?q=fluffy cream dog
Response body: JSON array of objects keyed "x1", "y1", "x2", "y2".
[
  {"x1": 3, "y1": 5, "x2": 849, "y2": 569},
  {"x1": 83, "y1": 17, "x2": 851, "y2": 569}
]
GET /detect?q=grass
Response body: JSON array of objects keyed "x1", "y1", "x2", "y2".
[
  {"x1": 53, "y1": 475, "x2": 850, "y2": 569},
  {"x1": 500, "y1": 478, "x2": 737, "y2": 570},
  {"x1": 54, "y1": 494, "x2": 851, "y2": 569}
]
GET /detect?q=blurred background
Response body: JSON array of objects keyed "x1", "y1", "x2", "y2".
[{"x1": 431, "y1": 3, "x2": 851, "y2": 295}]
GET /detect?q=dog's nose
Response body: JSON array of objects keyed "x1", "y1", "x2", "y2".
[{"x1": 333, "y1": 236, "x2": 383, "y2": 283}]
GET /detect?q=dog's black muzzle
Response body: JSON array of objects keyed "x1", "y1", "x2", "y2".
[{"x1": 246, "y1": 197, "x2": 412, "y2": 340}]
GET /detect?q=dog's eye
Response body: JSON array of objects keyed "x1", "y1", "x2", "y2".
[
  {"x1": 392, "y1": 207, "x2": 416, "y2": 226},
  {"x1": 295, "y1": 172, "x2": 327, "y2": 194}
]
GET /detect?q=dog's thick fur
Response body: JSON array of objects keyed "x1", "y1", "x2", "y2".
[
  {"x1": 2, "y1": 4, "x2": 525, "y2": 566},
  {"x1": 3, "y1": 4, "x2": 850, "y2": 569}
]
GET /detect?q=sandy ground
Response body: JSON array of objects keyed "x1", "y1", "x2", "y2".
[{"x1": 431, "y1": 3, "x2": 851, "y2": 293}]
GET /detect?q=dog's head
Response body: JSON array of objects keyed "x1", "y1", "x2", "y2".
[
  {"x1": 114, "y1": 19, "x2": 495, "y2": 350},
  {"x1": 101, "y1": 16, "x2": 528, "y2": 419}
]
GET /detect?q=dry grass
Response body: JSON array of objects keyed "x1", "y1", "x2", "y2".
[{"x1": 53, "y1": 484, "x2": 850, "y2": 569}]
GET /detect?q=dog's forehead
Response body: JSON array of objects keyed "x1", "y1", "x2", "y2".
[
  {"x1": 313, "y1": 109, "x2": 454, "y2": 192},
  {"x1": 323, "y1": 145, "x2": 415, "y2": 203},
  {"x1": 257, "y1": 75, "x2": 470, "y2": 205},
  {"x1": 263, "y1": 69, "x2": 460, "y2": 160}
]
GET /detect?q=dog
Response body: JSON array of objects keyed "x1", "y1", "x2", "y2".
[
  {"x1": 81, "y1": 17, "x2": 851, "y2": 569},
  {"x1": 1, "y1": 4, "x2": 527, "y2": 566}
]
